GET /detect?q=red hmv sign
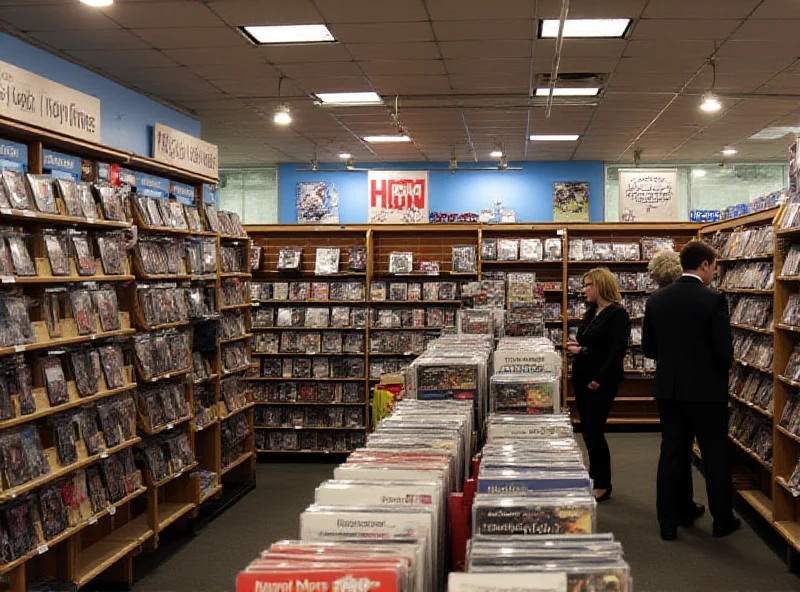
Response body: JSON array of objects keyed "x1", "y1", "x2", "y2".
[{"x1": 367, "y1": 171, "x2": 429, "y2": 223}]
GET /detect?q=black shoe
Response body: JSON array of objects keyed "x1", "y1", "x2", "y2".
[
  {"x1": 712, "y1": 516, "x2": 741, "y2": 538},
  {"x1": 660, "y1": 525, "x2": 678, "y2": 541},
  {"x1": 678, "y1": 502, "x2": 706, "y2": 527},
  {"x1": 594, "y1": 485, "x2": 612, "y2": 503}
]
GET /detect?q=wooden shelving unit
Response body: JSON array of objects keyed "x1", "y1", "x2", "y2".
[{"x1": 0, "y1": 115, "x2": 255, "y2": 589}]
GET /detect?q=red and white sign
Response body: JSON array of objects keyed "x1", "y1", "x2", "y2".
[{"x1": 368, "y1": 171, "x2": 428, "y2": 224}]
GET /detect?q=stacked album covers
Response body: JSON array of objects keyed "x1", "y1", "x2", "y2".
[
  {"x1": 136, "y1": 237, "x2": 184, "y2": 276},
  {"x1": 612, "y1": 272, "x2": 656, "y2": 292},
  {"x1": 370, "y1": 331, "x2": 437, "y2": 356},
  {"x1": 490, "y1": 337, "x2": 562, "y2": 414},
  {"x1": 314, "y1": 247, "x2": 341, "y2": 275},
  {"x1": 137, "y1": 285, "x2": 190, "y2": 327},
  {"x1": 218, "y1": 210, "x2": 245, "y2": 237},
  {"x1": 641, "y1": 237, "x2": 675, "y2": 260},
  {"x1": 451, "y1": 245, "x2": 477, "y2": 273},
  {"x1": 568, "y1": 239, "x2": 641, "y2": 262},
  {"x1": 134, "y1": 196, "x2": 187, "y2": 230}
]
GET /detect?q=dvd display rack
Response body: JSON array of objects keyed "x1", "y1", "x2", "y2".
[
  {"x1": 244, "y1": 222, "x2": 700, "y2": 435},
  {"x1": 0, "y1": 113, "x2": 254, "y2": 590}
]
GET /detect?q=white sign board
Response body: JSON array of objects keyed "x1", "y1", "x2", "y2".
[
  {"x1": 618, "y1": 168, "x2": 679, "y2": 222},
  {"x1": 153, "y1": 122, "x2": 219, "y2": 178},
  {"x1": 368, "y1": 170, "x2": 429, "y2": 223},
  {"x1": 0, "y1": 60, "x2": 101, "y2": 142}
]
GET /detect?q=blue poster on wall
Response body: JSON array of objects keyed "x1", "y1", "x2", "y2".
[{"x1": 296, "y1": 181, "x2": 339, "y2": 223}]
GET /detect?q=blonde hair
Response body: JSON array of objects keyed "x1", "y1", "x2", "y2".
[
  {"x1": 584, "y1": 267, "x2": 622, "y2": 305},
  {"x1": 648, "y1": 251, "x2": 682, "y2": 288}
]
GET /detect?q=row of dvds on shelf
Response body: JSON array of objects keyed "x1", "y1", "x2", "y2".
[
  {"x1": 567, "y1": 272, "x2": 657, "y2": 293},
  {"x1": 729, "y1": 366, "x2": 774, "y2": 414},
  {"x1": 136, "y1": 383, "x2": 189, "y2": 433},
  {"x1": 729, "y1": 295, "x2": 774, "y2": 330},
  {"x1": 782, "y1": 245, "x2": 800, "y2": 277},
  {"x1": 0, "y1": 392, "x2": 136, "y2": 490},
  {"x1": 255, "y1": 406, "x2": 364, "y2": 429},
  {"x1": 729, "y1": 403, "x2": 773, "y2": 467},
  {"x1": 481, "y1": 238, "x2": 563, "y2": 262},
  {"x1": 252, "y1": 356, "x2": 364, "y2": 380},
  {"x1": 134, "y1": 195, "x2": 243, "y2": 236},
  {"x1": 0, "y1": 229, "x2": 127, "y2": 279},
  {"x1": 733, "y1": 332, "x2": 774, "y2": 370},
  {"x1": 137, "y1": 284, "x2": 218, "y2": 327},
  {"x1": 252, "y1": 331, "x2": 364, "y2": 355},
  {"x1": 0, "y1": 171, "x2": 127, "y2": 222},
  {"x1": 221, "y1": 413, "x2": 252, "y2": 469},
  {"x1": 134, "y1": 330, "x2": 190, "y2": 381},
  {"x1": 779, "y1": 392, "x2": 800, "y2": 439},
  {"x1": 254, "y1": 306, "x2": 460, "y2": 331},
  {"x1": 568, "y1": 236, "x2": 674, "y2": 262},
  {"x1": 220, "y1": 282, "x2": 249, "y2": 307},
  {"x1": 711, "y1": 225, "x2": 773, "y2": 259},
  {"x1": 0, "y1": 449, "x2": 140, "y2": 566},
  {"x1": 252, "y1": 382, "x2": 365, "y2": 404},
  {"x1": 715, "y1": 262, "x2": 774, "y2": 291},
  {"x1": 779, "y1": 192, "x2": 800, "y2": 231},
  {"x1": 254, "y1": 429, "x2": 364, "y2": 453},
  {"x1": 135, "y1": 237, "x2": 249, "y2": 277},
  {"x1": 139, "y1": 431, "x2": 194, "y2": 483},
  {"x1": 268, "y1": 246, "x2": 367, "y2": 274},
  {"x1": 222, "y1": 341, "x2": 251, "y2": 374}
]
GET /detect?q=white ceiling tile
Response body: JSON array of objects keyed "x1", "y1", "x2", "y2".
[
  {"x1": 537, "y1": 39, "x2": 626, "y2": 59},
  {"x1": 133, "y1": 27, "x2": 246, "y2": 49},
  {"x1": 450, "y1": 74, "x2": 528, "y2": 91},
  {"x1": 279, "y1": 61, "x2": 363, "y2": 78},
  {"x1": 751, "y1": 0, "x2": 800, "y2": 18},
  {"x1": 631, "y1": 19, "x2": 741, "y2": 40},
  {"x1": 0, "y1": 4, "x2": 119, "y2": 30},
  {"x1": 368, "y1": 75, "x2": 453, "y2": 94},
  {"x1": 99, "y1": 65, "x2": 192, "y2": 82},
  {"x1": 315, "y1": 0, "x2": 428, "y2": 24},
  {"x1": 346, "y1": 42, "x2": 440, "y2": 61},
  {"x1": 30, "y1": 29, "x2": 149, "y2": 50},
  {"x1": 330, "y1": 22, "x2": 433, "y2": 43},
  {"x1": 623, "y1": 40, "x2": 714, "y2": 58},
  {"x1": 440, "y1": 40, "x2": 531, "y2": 60},
  {"x1": 445, "y1": 58, "x2": 530, "y2": 75},
  {"x1": 262, "y1": 43, "x2": 354, "y2": 63},
  {"x1": 361, "y1": 60, "x2": 445, "y2": 76},
  {"x1": 187, "y1": 63, "x2": 280, "y2": 80},
  {"x1": 532, "y1": 57, "x2": 620, "y2": 73},
  {"x1": 211, "y1": 78, "x2": 282, "y2": 97},
  {"x1": 733, "y1": 18, "x2": 800, "y2": 39},
  {"x1": 432, "y1": 19, "x2": 533, "y2": 41},
  {"x1": 537, "y1": 0, "x2": 648, "y2": 19},
  {"x1": 606, "y1": 71, "x2": 693, "y2": 90},
  {"x1": 165, "y1": 46, "x2": 268, "y2": 66},
  {"x1": 204, "y1": 0, "x2": 324, "y2": 26},
  {"x1": 614, "y1": 56, "x2": 705, "y2": 74},
  {"x1": 643, "y1": 0, "x2": 761, "y2": 18},
  {"x1": 66, "y1": 48, "x2": 179, "y2": 69},
  {"x1": 293, "y1": 76, "x2": 373, "y2": 93},
  {"x1": 103, "y1": 2, "x2": 222, "y2": 28},
  {"x1": 426, "y1": 0, "x2": 536, "y2": 21}
]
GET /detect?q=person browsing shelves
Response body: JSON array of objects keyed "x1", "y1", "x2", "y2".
[
  {"x1": 643, "y1": 240, "x2": 739, "y2": 541},
  {"x1": 567, "y1": 268, "x2": 630, "y2": 503}
]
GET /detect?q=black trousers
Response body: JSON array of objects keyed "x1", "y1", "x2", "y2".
[
  {"x1": 574, "y1": 381, "x2": 617, "y2": 490},
  {"x1": 657, "y1": 399, "x2": 733, "y2": 528}
]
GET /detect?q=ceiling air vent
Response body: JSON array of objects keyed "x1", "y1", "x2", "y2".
[{"x1": 535, "y1": 72, "x2": 608, "y2": 89}]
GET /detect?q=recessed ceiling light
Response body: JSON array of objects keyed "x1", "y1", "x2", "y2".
[
  {"x1": 535, "y1": 87, "x2": 600, "y2": 97},
  {"x1": 274, "y1": 104, "x2": 292, "y2": 126},
  {"x1": 529, "y1": 134, "x2": 580, "y2": 141},
  {"x1": 316, "y1": 92, "x2": 382, "y2": 105},
  {"x1": 700, "y1": 92, "x2": 721, "y2": 113},
  {"x1": 363, "y1": 135, "x2": 412, "y2": 143},
  {"x1": 241, "y1": 24, "x2": 335, "y2": 45},
  {"x1": 80, "y1": 0, "x2": 113, "y2": 6},
  {"x1": 338, "y1": 153, "x2": 352, "y2": 159},
  {"x1": 693, "y1": 169, "x2": 707, "y2": 177},
  {"x1": 490, "y1": 150, "x2": 504, "y2": 158},
  {"x1": 722, "y1": 146, "x2": 737, "y2": 156},
  {"x1": 540, "y1": 19, "x2": 631, "y2": 39}
]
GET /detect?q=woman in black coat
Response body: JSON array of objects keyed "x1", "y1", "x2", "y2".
[{"x1": 566, "y1": 267, "x2": 630, "y2": 502}]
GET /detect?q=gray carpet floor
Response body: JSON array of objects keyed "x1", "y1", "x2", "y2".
[{"x1": 126, "y1": 433, "x2": 800, "y2": 592}]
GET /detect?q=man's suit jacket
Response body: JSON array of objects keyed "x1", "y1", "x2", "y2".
[{"x1": 642, "y1": 275, "x2": 734, "y2": 402}]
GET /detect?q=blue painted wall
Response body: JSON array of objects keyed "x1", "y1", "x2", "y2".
[
  {"x1": 279, "y1": 161, "x2": 605, "y2": 223},
  {"x1": 0, "y1": 33, "x2": 200, "y2": 156}
]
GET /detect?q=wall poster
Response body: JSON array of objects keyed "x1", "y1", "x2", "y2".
[
  {"x1": 296, "y1": 181, "x2": 339, "y2": 223},
  {"x1": 368, "y1": 170, "x2": 428, "y2": 224},
  {"x1": 618, "y1": 169, "x2": 679, "y2": 222},
  {"x1": 553, "y1": 181, "x2": 589, "y2": 222}
]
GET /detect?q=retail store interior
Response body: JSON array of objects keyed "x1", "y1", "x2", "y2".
[{"x1": 2, "y1": 0, "x2": 800, "y2": 591}]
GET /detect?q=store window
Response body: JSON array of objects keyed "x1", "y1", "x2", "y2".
[
  {"x1": 219, "y1": 167, "x2": 279, "y2": 223},
  {"x1": 605, "y1": 163, "x2": 787, "y2": 221}
]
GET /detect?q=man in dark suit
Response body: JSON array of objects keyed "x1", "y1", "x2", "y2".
[{"x1": 643, "y1": 240, "x2": 740, "y2": 541}]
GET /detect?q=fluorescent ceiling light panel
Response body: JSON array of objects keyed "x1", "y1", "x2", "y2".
[
  {"x1": 529, "y1": 134, "x2": 580, "y2": 141},
  {"x1": 363, "y1": 135, "x2": 412, "y2": 143},
  {"x1": 535, "y1": 87, "x2": 600, "y2": 97},
  {"x1": 540, "y1": 19, "x2": 631, "y2": 38},
  {"x1": 749, "y1": 126, "x2": 800, "y2": 140},
  {"x1": 241, "y1": 24, "x2": 335, "y2": 45},
  {"x1": 316, "y1": 92, "x2": 382, "y2": 105}
]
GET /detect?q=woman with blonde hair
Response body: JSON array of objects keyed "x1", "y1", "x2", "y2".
[
  {"x1": 567, "y1": 267, "x2": 631, "y2": 502},
  {"x1": 649, "y1": 250, "x2": 682, "y2": 289}
]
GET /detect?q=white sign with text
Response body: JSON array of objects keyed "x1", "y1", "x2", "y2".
[
  {"x1": 368, "y1": 170, "x2": 429, "y2": 224},
  {"x1": 153, "y1": 123, "x2": 219, "y2": 178},
  {"x1": 0, "y1": 60, "x2": 101, "y2": 142},
  {"x1": 618, "y1": 168, "x2": 679, "y2": 222}
]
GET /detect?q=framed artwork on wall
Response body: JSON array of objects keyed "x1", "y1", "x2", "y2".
[
  {"x1": 296, "y1": 181, "x2": 339, "y2": 223},
  {"x1": 553, "y1": 181, "x2": 589, "y2": 222}
]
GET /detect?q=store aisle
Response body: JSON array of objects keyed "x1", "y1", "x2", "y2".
[{"x1": 123, "y1": 434, "x2": 800, "y2": 592}]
